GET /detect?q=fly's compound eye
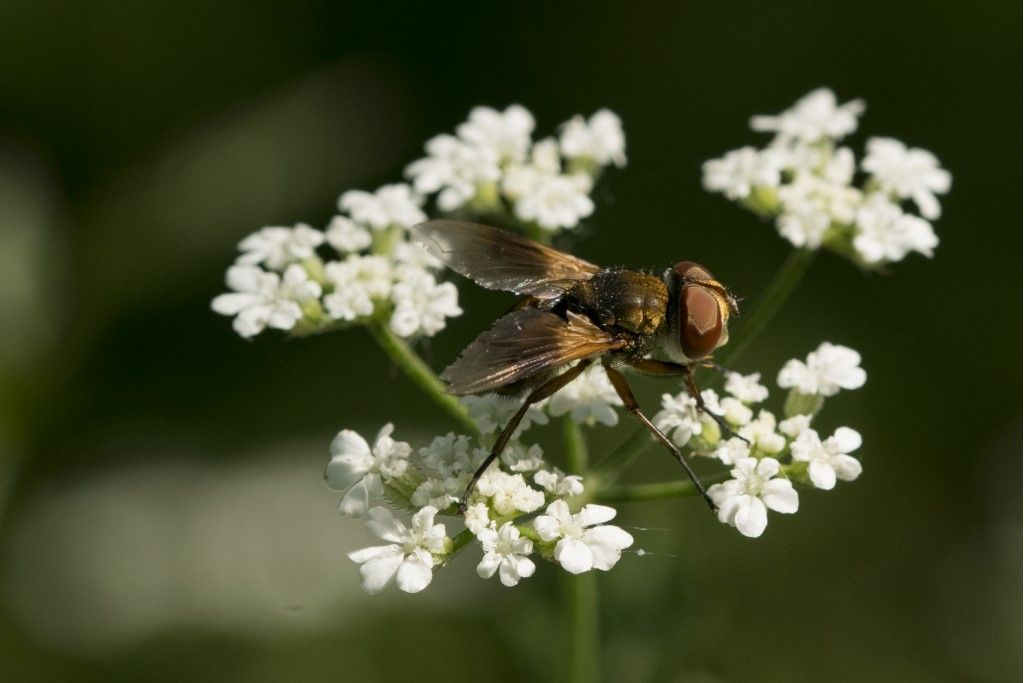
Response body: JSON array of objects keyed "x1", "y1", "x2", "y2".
[
  {"x1": 672, "y1": 261, "x2": 715, "y2": 283},
  {"x1": 678, "y1": 283, "x2": 722, "y2": 359}
]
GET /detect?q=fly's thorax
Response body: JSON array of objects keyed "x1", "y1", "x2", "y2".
[{"x1": 569, "y1": 269, "x2": 668, "y2": 336}]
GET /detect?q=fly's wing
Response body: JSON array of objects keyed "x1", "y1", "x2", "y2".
[
  {"x1": 441, "y1": 308, "x2": 625, "y2": 395},
  {"x1": 412, "y1": 220, "x2": 601, "y2": 299}
]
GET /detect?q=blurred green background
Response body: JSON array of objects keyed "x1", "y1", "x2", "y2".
[{"x1": 0, "y1": 2, "x2": 1019, "y2": 681}]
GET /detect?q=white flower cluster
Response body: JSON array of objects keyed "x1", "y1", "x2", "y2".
[
  {"x1": 328, "y1": 396, "x2": 633, "y2": 595},
  {"x1": 653, "y1": 342, "x2": 867, "y2": 538},
  {"x1": 406, "y1": 105, "x2": 626, "y2": 231},
  {"x1": 702, "y1": 88, "x2": 950, "y2": 267},
  {"x1": 212, "y1": 185, "x2": 462, "y2": 339}
]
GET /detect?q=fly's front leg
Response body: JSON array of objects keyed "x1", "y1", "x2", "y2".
[
  {"x1": 458, "y1": 359, "x2": 593, "y2": 514},
  {"x1": 679, "y1": 364, "x2": 749, "y2": 444},
  {"x1": 603, "y1": 361, "x2": 717, "y2": 514}
]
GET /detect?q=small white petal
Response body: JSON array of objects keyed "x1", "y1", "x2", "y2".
[
  {"x1": 808, "y1": 461, "x2": 838, "y2": 490},
  {"x1": 555, "y1": 538, "x2": 595, "y2": 574}
]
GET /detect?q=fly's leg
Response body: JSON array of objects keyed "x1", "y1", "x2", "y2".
[
  {"x1": 458, "y1": 359, "x2": 593, "y2": 514},
  {"x1": 603, "y1": 362, "x2": 717, "y2": 514},
  {"x1": 627, "y1": 358, "x2": 748, "y2": 444}
]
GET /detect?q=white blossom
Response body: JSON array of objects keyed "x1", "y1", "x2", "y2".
[
  {"x1": 778, "y1": 342, "x2": 867, "y2": 397},
  {"x1": 862, "y1": 137, "x2": 951, "y2": 220},
  {"x1": 790, "y1": 427, "x2": 863, "y2": 490},
  {"x1": 392, "y1": 239, "x2": 444, "y2": 272},
  {"x1": 853, "y1": 194, "x2": 938, "y2": 264},
  {"x1": 347, "y1": 506, "x2": 448, "y2": 594},
  {"x1": 501, "y1": 441, "x2": 546, "y2": 473},
  {"x1": 652, "y1": 392, "x2": 704, "y2": 447},
  {"x1": 725, "y1": 372, "x2": 769, "y2": 404},
  {"x1": 751, "y1": 88, "x2": 865, "y2": 143},
  {"x1": 419, "y1": 432, "x2": 476, "y2": 477},
  {"x1": 737, "y1": 410, "x2": 786, "y2": 455},
  {"x1": 719, "y1": 397, "x2": 753, "y2": 427},
  {"x1": 708, "y1": 457, "x2": 798, "y2": 538},
  {"x1": 503, "y1": 139, "x2": 594, "y2": 230},
  {"x1": 778, "y1": 414, "x2": 813, "y2": 438},
  {"x1": 338, "y1": 183, "x2": 426, "y2": 230},
  {"x1": 389, "y1": 267, "x2": 462, "y2": 338},
  {"x1": 404, "y1": 134, "x2": 501, "y2": 212},
  {"x1": 324, "y1": 216, "x2": 372, "y2": 254},
  {"x1": 235, "y1": 224, "x2": 325, "y2": 270},
  {"x1": 533, "y1": 468, "x2": 585, "y2": 497},
  {"x1": 211, "y1": 264, "x2": 321, "y2": 338},
  {"x1": 476, "y1": 522, "x2": 536, "y2": 587},
  {"x1": 325, "y1": 424, "x2": 411, "y2": 516},
  {"x1": 475, "y1": 469, "x2": 545, "y2": 515},
  {"x1": 546, "y1": 366, "x2": 623, "y2": 426},
  {"x1": 461, "y1": 394, "x2": 549, "y2": 436},
  {"x1": 410, "y1": 477, "x2": 461, "y2": 510},
  {"x1": 533, "y1": 500, "x2": 633, "y2": 574},
  {"x1": 776, "y1": 171, "x2": 862, "y2": 248},
  {"x1": 702, "y1": 146, "x2": 784, "y2": 200},
  {"x1": 559, "y1": 109, "x2": 627, "y2": 167},
  {"x1": 463, "y1": 502, "x2": 493, "y2": 536},
  {"x1": 457, "y1": 104, "x2": 535, "y2": 163},
  {"x1": 713, "y1": 437, "x2": 751, "y2": 466},
  {"x1": 322, "y1": 255, "x2": 393, "y2": 322}
]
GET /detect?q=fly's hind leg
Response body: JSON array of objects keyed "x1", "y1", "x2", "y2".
[
  {"x1": 627, "y1": 358, "x2": 748, "y2": 444},
  {"x1": 458, "y1": 359, "x2": 593, "y2": 514},
  {"x1": 603, "y1": 361, "x2": 717, "y2": 513}
]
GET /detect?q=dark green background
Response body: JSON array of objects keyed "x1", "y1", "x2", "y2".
[{"x1": 0, "y1": 2, "x2": 1019, "y2": 681}]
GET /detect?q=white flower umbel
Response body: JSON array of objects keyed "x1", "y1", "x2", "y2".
[
  {"x1": 652, "y1": 392, "x2": 704, "y2": 448},
  {"x1": 338, "y1": 183, "x2": 427, "y2": 231},
  {"x1": 325, "y1": 424, "x2": 411, "y2": 517},
  {"x1": 704, "y1": 89, "x2": 948, "y2": 268},
  {"x1": 778, "y1": 342, "x2": 867, "y2": 397},
  {"x1": 235, "y1": 223, "x2": 325, "y2": 270},
  {"x1": 463, "y1": 502, "x2": 493, "y2": 536},
  {"x1": 475, "y1": 469, "x2": 545, "y2": 516},
  {"x1": 461, "y1": 394, "x2": 549, "y2": 436},
  {"x1": 324, "y1": 216, "x2": 372, "y2": 254},
  {"x1": 504, "y1": 139, "x2": 595, "y2": 231},
  {"x1": 419, "y1": 432, "x2": 476, "y2": 478},
  {"x1": 737, "y1": 410, "x2": 786, "y2": 456},
  {"x1": 546, "y1": 365, "x2": 623, "y2": 427},
  {"x1": 751, "y1": 88, "x2": 865, "y2": 144},
  {"x1": 862, "y1": 137, "x2": 951, "y2": 220},
  {"x1": 534, "y1": 468, "x2": 585, "y2": 498},
  {"x1": 211, "y1": 263, "x2": 321, "y2": 338},
  {"x1": 702, "y1": 146, "x2": 783, "y2": 200},
  {"x1": 725, "y1": 372, "x2": 770, "y2": 404},
  {"x1": 708, "y1": 457, "x2": 799, "y2": 538},
  {"x1": 790, "y1": 427, "x2": 863, "y2": 490},
  {"x1": 405, "y1": 133, "x2": 501, "y2": 212},
  {"x1": 476, "y1": 522, "x2": 536, "y2": 587},
  {"x1": 348, "y1": 506, "x2": 450, "y2": 594},
  {"x1": 534, "y1": 500, "x2": 633, "y2": 574},
  {"x1": 389, "y1": 267, "x2": 463, "y2": 338},
  {"x1": 457, "y1": 104, "x2": 535, "y2": 164},
  {"x1": 559, "y1": 109, "x2": 627, "y2": 168},
  {"x1": 853, "y1": 194, "x2": 938, "y2": 265},
  {"x1": 322, "y1": 255, "x2": 393, "y2": 322}
]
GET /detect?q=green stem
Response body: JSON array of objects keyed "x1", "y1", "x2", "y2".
[
  {"x1": 563, "y1": 570, "x2": 600, "y2": 683},
  {"x1": 718, "y1": 248, "x2": 816, "y2": 367},
  {"x1": 595, "y1": 474, "x2": 727, "y2": 503},
  {"x1": 563, "y1": 416, "x2": 589, "y2": 474},
  {"x1": 365, "y1": 319, "x2": 478, "y2": 436}
]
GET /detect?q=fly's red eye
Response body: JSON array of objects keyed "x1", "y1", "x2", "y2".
[
  {"x1": 678, "y1": 284, "x2": 722, "y2": 359},
  {"x1": 673, "y1": 261, "x2": 714, "y2": 282}
]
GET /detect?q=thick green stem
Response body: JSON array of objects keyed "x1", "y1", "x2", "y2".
[
  {"x1": 718, "y1": 248, "x2": 816, "y2": 367},
  {"x1": 596, "y1": 479, "x2": 698, "y2": 502},
  {"x1": 563, "y1": 570, "x2": 600, "y2": 683},
  {"x1": 595, "y1": 474, "x2": 726, "y2": 503},
  {"x1": 563, "y1": 416, "x2": 589, "y2": 474},
  {"x1": 365, "y1": 319, "x2": 478, "y2": 436}
]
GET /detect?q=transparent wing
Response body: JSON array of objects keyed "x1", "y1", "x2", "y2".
[
  {"x1": 441, "y1": 308, "x2": 625, "y2": 395},
  {"x1": 411, "y1": 220, "x2": 601, "y2": 299}
]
